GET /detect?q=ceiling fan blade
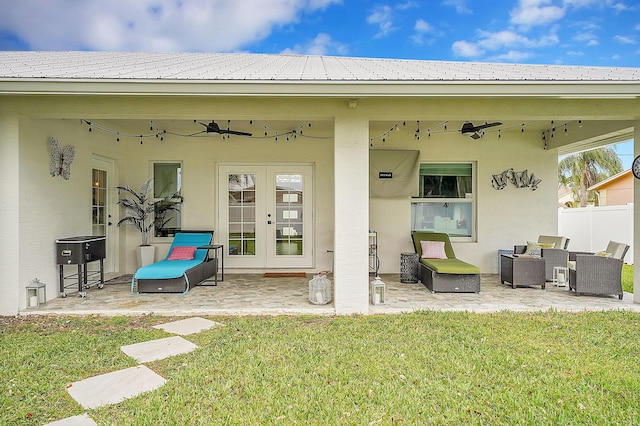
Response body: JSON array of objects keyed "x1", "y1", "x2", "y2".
[
  {"x1": 221, "y1": 129, "x2": 253, "y2": 136},
  {"x1": 199, "y1": 120, "x2": 252, "y2": 137},
  {"x1": 474, "y1": 121, "x2": 502, "y2": 130},
  {"x1": 470, "y1": 132, "x2": 482, "y2": 140}
]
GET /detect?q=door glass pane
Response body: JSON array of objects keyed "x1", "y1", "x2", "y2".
[
  {"x1": 92, "y1": 169, "x2": 107, "y2": 237},
  {"x1": 228, "y1": 174, "x2": 256, "y2": 256},
  {"x1": 275, "y1": 174, "x2": 303, "y2": 256}
]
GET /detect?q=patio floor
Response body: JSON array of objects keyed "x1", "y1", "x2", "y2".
[{"x1": 21, "y1": 273, "x2": 640, "y2": 316}]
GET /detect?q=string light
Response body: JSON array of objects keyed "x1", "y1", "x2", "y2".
[{"x1": 80, "y1": 119, "x2": 329, "y2": 142}]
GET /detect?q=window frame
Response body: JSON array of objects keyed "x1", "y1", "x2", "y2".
[{"x1": 411, "y1": 162, "x2": 476, "y2": 242}]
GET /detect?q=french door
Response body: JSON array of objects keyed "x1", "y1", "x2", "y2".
[
  {"x1": 218, "y1": 164, "x2": 313, "y2": 268},
  {"x1": 91, "y1": 155, "x2": 115, "y2": 273}
]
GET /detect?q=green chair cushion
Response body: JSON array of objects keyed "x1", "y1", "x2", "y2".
[{"x1": 420, "y1": 258, "x2": 480, "y2": 274}]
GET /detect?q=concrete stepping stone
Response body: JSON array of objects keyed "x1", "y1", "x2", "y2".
[
  {"x1": 152, "y1": 317, "x2": 223, "y2": 335},
  {"x1": 44, "y1": 413, "x2": 96, "y2": 426},
  {"x1": 121, "y1": 336, "x2": 197, "y2": 363},
  {"x1": 66, "y1": 365, "x2": 166, "y2": 409}
]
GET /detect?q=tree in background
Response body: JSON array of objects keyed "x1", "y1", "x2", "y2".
[{"x1": 558, "y1": 147, "x2": 622, "y2": 207}]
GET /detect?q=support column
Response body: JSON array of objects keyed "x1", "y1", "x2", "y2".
[
  {"x1": 333, "y1": 114, "x2": 370, "y2": 314},
  {"x1": 634, "y1": 122, "x2": 640, "y2": 303},
  {"x1": 0, "y1": 113, "x2": 20, "y2": 315}
]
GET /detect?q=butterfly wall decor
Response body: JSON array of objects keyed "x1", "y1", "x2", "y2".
[{"x1": 49, "y1": 137, "x2": 75, "y2": 180}]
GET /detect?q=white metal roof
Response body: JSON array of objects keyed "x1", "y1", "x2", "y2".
[{"x1": 1, "y1": 51, "x2": 639, "y2": 82}]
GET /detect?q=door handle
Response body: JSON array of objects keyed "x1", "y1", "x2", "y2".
[{"x1": 267, "y1": 221, "x2": 272, "y2": 224}]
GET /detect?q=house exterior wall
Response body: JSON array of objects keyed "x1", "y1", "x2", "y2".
[
  {"x1": 596, "y1": 172, "x2": 633, "y2": 206},
  {"x1": 369, "y1": 127, "x2": 559, "y2": 274},
  {"x1": 0, "y1": 93, "x2": 621, "y2": 314}
]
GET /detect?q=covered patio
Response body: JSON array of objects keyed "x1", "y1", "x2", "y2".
[
  {"x1": 22, "y1": 273, "x2": 640, "y2": 316},
  {"x1": 2, "y1": 51, "x2": 640, "y2": 316}
]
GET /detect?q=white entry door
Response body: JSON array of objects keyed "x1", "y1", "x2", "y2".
[
  {"x1": 218, "y1": 164, "x2": 313, "y2": 269},
  {"x1": 91, "y1": 155, "x2": 116, "y2": 274}
]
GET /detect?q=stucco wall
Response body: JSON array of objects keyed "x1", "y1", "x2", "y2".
[
  {"x1": 9, "y1": 110, "x2": 563, "y2": 312},
  {"x1": 369, "y1": 127, "x2": 560, "y2": 274}
]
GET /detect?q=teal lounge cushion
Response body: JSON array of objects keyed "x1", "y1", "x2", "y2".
[
  {"x1": 421, "y1": 258, "x2": 480, "y2": 274},
  {"x1": 134, "y1": 232, "x2": 213, "y2": 280}
]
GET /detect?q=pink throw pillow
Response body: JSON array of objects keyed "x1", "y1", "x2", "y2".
[
  {"x1": 168, "y1": 246, "x2": 197, "y2": 260},
  {"x1": 420, "y1": 240, "x2": 448, "y2": 259}
]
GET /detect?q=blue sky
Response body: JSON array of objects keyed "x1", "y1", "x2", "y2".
[
  {"x1": 0, "y1": 0, "x2": 636, "y2": 165},
  {"x1": 1, "y1": 0, "x2": 639, "y2": 66}
]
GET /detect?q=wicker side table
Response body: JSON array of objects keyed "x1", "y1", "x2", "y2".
[
  {"x1": 500, "y1": 254, "x2": 546, "y2": 289},
  {"x1": 400, "y1": 252, "x2": 419, "y2": 283}
]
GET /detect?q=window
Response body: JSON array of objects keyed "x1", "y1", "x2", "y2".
[
  {"x1": 411, "y1": 163, "x2": 475, "y2": 240},
  {"x1": 153, "y1": 162, "x2": 183, "y2": 238}
]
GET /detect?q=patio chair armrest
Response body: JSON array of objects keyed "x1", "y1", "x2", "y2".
[
  {"x1": 569, "y1": 251, "x2": 594, "y2": 261},
  {"x1": 513, "y1": 245, "x2": 526, "y2": 254}
]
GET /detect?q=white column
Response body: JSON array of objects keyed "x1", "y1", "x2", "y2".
[
  {"x1": 0, "y1": 114, "x2": 20, "y2": 315},
  {"x1": 333, "y1": 115, "x2": 370, "y2": 314},
  {"x1": 634, "y1": 122, "x2": 640, "y2": 303}
]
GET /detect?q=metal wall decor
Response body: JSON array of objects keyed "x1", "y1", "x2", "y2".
[
  {"x1": 49, "y1": 137, "x2": 75, "y2": 180},
  {"x1": 491, "y1": 168, "x2": 541, "y2": 191}
]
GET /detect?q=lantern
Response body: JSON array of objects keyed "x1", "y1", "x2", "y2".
[
  {"x1": 370, "y1": 276, "x2": 386, "y2": 305},
  {"x1": 26, "y1": 278, "x2": 47, "y2": 309},
  {"x1": 309, "y1": 272, "x2": 332, "y2": 305}
]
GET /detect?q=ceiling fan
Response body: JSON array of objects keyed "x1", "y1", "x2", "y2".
[
  {"x1": 460, "y1": 121, "x2": 502, "y2": 139},
  {"x1": 197, "y1": 120, "x2": 252, "y2": 137}
]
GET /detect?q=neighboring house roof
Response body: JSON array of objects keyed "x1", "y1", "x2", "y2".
[
  {"x1": 588, "y1": 169, "x2": 631, "y2": 191},
  {"x1": 1, "y1": 51, "x2": 640, "y2": 97}
]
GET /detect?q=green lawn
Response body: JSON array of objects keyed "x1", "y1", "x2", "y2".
[
  {"x1": 623, "y1": 264, "x2": 634, "y2": 293},
  {"x1": 3, "y1": 311, "x2": 640, "y2": 425}
]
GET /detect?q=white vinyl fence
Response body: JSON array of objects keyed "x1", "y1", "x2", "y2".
[{"x1": 558, "y1": 204, "x2": 634, "y2": 264}]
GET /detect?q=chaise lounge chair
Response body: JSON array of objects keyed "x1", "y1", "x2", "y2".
[
  {"x1": 411, "y1": 231, "x2": 481, "y2": 293},
  {"x1": 132, "y1": 231, "x2": 217, "y2": 294}
]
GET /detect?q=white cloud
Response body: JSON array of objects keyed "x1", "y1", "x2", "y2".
[
  {"x1": 281, "y1": 33, "x2": 347, "y2": 55},
  {"x1": 414, "y1": 19, "x2": 433, "y2": 34},
  {"x1": 0, "y1": 0, "x2": 341, "y2": 52},
  {"x1": 614, "y1": 35, "x2": 636, "y2": 44},
  {"x1": 367, "y1": 5, "x2": 396, "y2": 38},
  {"x1": 492, "y1": 50, "x2": 532, "y2": 62},
  {"x1": 452, "y1": 40, "x2": 484, "y2": 57},
  {"x1": 443, "y1": 0, "x2": 472, "y2": 15},
  {"x1": 452, "y1": 29, "x2": 559, "y2": 60},
  {"x1": 510, "y1": 0, "x2": 566, "y2": 28}
]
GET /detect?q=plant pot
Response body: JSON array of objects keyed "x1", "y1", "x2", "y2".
[{"x1": 137, "y1": 245, "x2": 156, "y2": 267}]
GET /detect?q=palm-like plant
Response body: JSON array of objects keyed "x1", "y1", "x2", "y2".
[
  {"x1": 558, "y1": 147, "x2": 622, "y2": 207},
  {"x1": 116, "y1": 179, "x2": 155, "y2": 246}
]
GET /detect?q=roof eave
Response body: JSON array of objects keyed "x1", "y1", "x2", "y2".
[{"x1": 1, "y1": 78, "x2": 639, "y2": 98}]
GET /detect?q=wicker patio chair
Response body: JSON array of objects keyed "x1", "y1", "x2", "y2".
[
  {"x1": 568, "y1": 241, "x2": 629, "y2": 300},
  {"x1": 514, "y1": 235, "x2": 570, "y2": 281}
]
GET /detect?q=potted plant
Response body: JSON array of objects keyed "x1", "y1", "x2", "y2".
[{"x1": 116, "y1": 179, "x2": 157, "y2": 267}]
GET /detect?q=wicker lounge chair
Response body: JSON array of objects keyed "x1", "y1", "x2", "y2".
[
  {"x1": 132, "y1": 231, "x2": 217, "y2": 294},
  {"x1": 411, "y1": 231, "x2": 480, "y2": 293},
  {"x1": 568, "y1": 241, "x2": 629, "y2": 300}
]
